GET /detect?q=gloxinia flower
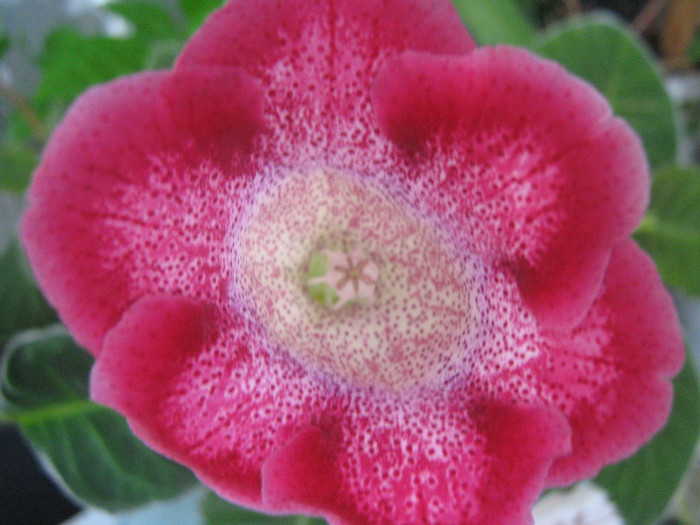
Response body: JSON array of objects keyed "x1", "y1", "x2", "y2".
[{"x1": 21, "y1": 1, "x2": 684, "y2": 524}]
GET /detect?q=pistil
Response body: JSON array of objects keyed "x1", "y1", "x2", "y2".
[{"x1": 306, "y1": 248, "x2": 379, "y2": 309}]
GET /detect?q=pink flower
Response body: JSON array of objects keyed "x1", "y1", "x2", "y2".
[{"x1": 21, "y1": 1, "x2": 684, "y2": 524}]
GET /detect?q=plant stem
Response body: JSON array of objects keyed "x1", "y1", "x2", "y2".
[
  {"x1": 564, "y1": 0, "x2": 582, "y2": 16},
  {"x1": 661, "y1": 0, "x2": 700, "y2": 69},
  {"x1": 633, "y1": 0, "x2": 667, "y2": 33},
  {"x1": 0, "y1": 79, "x2": 47, "y2": 141}
]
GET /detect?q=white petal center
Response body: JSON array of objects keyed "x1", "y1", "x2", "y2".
[{"x1": 230, "y1": 168, "x2": 486, "y2": 392}]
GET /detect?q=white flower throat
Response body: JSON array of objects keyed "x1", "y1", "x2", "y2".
[{"x1": 230, "y1": 168, "x2": 484, "y2": 392}]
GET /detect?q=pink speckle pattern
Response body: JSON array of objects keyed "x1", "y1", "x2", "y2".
[
  {"x1": 22, "y1": 1, "x2": 683, "y2": 525},
  {"x1": 93, "y1": 292, "x2": 570, "y2": 524},
  {"x1": 21, "y1": 68, "x2": 263, "y2": 354},
  {"x1": 230, "y1": 168, "x2": 487, "y2": 391},
  {"x1": 372, "y1": 49, "x2": 649, "y2": 329}
]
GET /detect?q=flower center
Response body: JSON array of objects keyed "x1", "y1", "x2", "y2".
[
  {"x1": 231, "y1": 168, "x2": 484, "y2": 392},
  {"x1": 306, "y1": 248, "x2": 379, "y2": 309}
]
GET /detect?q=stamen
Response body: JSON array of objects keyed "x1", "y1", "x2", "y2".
[{"x1": 306, "y1": 248, "x2": 378, "y2": 309}]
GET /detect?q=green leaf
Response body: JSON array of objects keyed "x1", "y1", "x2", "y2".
[
  {"x1": 688, "y1": 28, "x2": 700, "y2": 64},
  {"x1": 634, "y1": 165, "x2": 700, "y2": 296},
  {"x1": 108, "y1": 1, "x2": 185, "y2": 41},
  {"x1": 0, "y1": 142, "x2": 39, "y2": 194},
  {"x1": 201, "y1": 491, "x2": 327, "y2": 525},
  {"x1": 36, "y1": 28, "x2": 145, "y2": 111},
  {"x1": 0, "y1": 11, "x2": 8, "y2": 58},
  {"x1": 179, "y1": 0, "x2": 226, "y2": 34},
  {"x1": 0, "y1": 328, "x2": 198, "y2": 511},
  {"x1": 35, "y1": 1, "x2": 184, "y2": 117},
  {"x1": 451, "y1": 0, "x2": 536, "y2": 46},
  {"x1": 0, "y1": 238, "x2": 57, "y2": 349},
  {"x1": 535, "y1": 13, "x2": 677, "y2": 169},
  {"x1": 0, "y1": 33, "x2": 9, "y2": 58},
  {"x1": 595, "y1": 355, "x2": 700, "y2": 525}
]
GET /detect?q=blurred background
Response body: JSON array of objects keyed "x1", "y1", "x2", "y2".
[{"x1": 1, "y1": 1, "x2": 700, "y2": 524}]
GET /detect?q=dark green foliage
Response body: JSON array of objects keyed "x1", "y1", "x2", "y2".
[
  {"x1": 0, "y1": 142, "x2": 38, "y2": 194},
  {"x1": 0, "y1": 238, "x2": 56, "y2": 349},
  {"x1": 595, "y1": 357, "x2": 700, "y2": 525},
  {"x1": 180, "y1": 0, "x2": 226, "y2": 34},
  {"x1": 635, "y1": 165, "x2": 700, "y2": 296},
  {"x1": 0, "y1": 328, "x2": 198, "y2": 511},
  {"x1": 34, "y1": 1, "x2": 186, "y2": 123},
  {"x1": 451, "y1": 0, "x2": 536, "y2": 46},
  {"x1": 536, "y1": 14, "x2": 677, "y2": 168}
]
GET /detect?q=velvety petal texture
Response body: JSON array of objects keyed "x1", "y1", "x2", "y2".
[
  {"x1": 22, "y1": 1, "x2": 683, "y2": 525},
  {"x1": 93, "y1": 293, "x2": 571, "y2": 524},
  {"x1": 372, "y1": 48, "x2": 648, "y2": 330},
  {"x1": 541, "y1": 240, "x2": 683, "y2": 485},
  {"x1": 22, "y1": 68, "x2": 263, "y2": 354}
]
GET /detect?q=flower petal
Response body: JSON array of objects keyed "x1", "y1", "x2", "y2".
[
  {"x1": 261, "y1": 425, "x2": 338, "y2": 519},
  {"x1": 162, "y1": 66, "x2": 264, "y2": 155},
  {"x1": 178, "y1": 0, "x2": 474, "y2": 71},
  {"x1": 91, "y1": 295, "x2": 208, "y2": 454},
  {"x1": 176, "y1": 0, "x2": 474, "y2": 168},
  {"x1": 540, "y1": 240, "x2": 684, "y2": 485},
  {"x1": 372, "y1": 48, "x2": 649, "y2": 330},
  {"x1": 92, "y1": 294, "x2": 571, "y2": 525},
  {"x1": 24, "y1": 2, "x2": 677, "y2": 524},
  {"x1": 261, "y1": 396, "x2": 570, "y2": 525},
  {"x1": 92, "y1": 293, "x2": 333, "y2": 509},
  {"x1": 91, "y1": 294, "x2": 262, "y2": 507},
  {"x1": 21, "y1": 67, "x2": 263, "y2": 354}
]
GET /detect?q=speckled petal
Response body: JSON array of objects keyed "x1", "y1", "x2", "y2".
[
  {"x1": 91, "y1": 293, "x2": 333, "y2": 509},
  {"x1": 178, "y1": 0, "x2": 474, "y2": 72},
  {"x1": 176, "y1": 0, "x2": 474, "y2": 169},
  {"x1": 372, "y1": 48, "x2": 648, "y2": 330},
  {"x1": 21, "y1": 67, "x2": 263, "y2": 354},
  {"x1": 93, "y1": 296, "x2": 571, "y2": 525},
  {"x1": 22, "y1": 1, "x2": 682, "y2": 523},
  {"x1": 260, "y1": 399, "x2": 570, "y2": 525},
  {"x1": 540, "y1": 240, "x2": 684, "y2": 485},
  {"x1": 91, "y1": 295, "x2": 209, "y2": 458}
]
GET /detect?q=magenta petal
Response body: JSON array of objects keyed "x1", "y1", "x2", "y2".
[
  {"x1": 22, "y1": 0, "x2": 682, "y2": 522},
  {"x1": 95, "y1": 291, "x2": 571, "y2": 525},
  {"x1": 541, "y1": 240, "x2": 684, "y2": 485},
  {"x1": 176, "y1": 0, "x2": 475, "y2": 167},
  {"x1": 261, "y1": 425, "x2": 338, "y2": 517},
  {"x1": 178, "y1": 0, "x2": 474, "y2": 72},
  {"x1": 258, "y1": 397, "x2": 569, "y2": 525},
  {"x1": 162, "y1": 66, "x2": 264, "y2": 151},
  {"x1": 474, "y1": 404, "x2": 570, "y2": 525},
  {"x1": 91, "y1": 295, "x2": 209, "y2": 454},
  {"x1": 92, "y1": 294, "x2": 268, "y2": 507},
  {"x1": 372, "y1": 48, "x2": 649, "y2": 329},
  {"x1": 91, "y1": 294, "x2": 333, "y2": 509},
  {"x1": 21, "y1": 68, "x2": 262, "y2": 354},
  {"x1": 22, "y1": 72, "x2": 171, "y2": 353}
]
